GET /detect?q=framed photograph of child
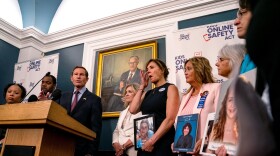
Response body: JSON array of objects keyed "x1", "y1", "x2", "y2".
[{"x1": 134, "y1": 114, "x2": 155, "y2": 150}]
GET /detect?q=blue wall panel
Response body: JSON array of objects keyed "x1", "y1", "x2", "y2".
[
  {"x1": 157, "y1": 38, "x2": 166, "y2": 62},
  {"x1": 0, "y1": 40, "x2": 20, "y2": 104},
  {"x1": 178, "y1": 9, "x2": 237, "y2": 29}
]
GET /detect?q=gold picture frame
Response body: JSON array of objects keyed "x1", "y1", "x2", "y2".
[{"x1": 96, "y1": 42, "x2": 157, "y2": 117}]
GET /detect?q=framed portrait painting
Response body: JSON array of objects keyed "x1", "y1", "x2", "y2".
[{"x1": 95, "y1": 42, "x2": 157, "y2": 117}]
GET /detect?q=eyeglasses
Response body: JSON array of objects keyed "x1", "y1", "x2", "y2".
[
  {"x1": 216, "y1": 56, "x2": 229, "y2": 62},
  {"x1": 236, "y1": 9, "x2": 248, "y2": 19}
]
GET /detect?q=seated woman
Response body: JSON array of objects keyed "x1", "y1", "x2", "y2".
[
  {"x1": 112, "y1": 83, "x2": 142, "y2": 156},
  {"x1": 0, "y1": 83, "x2": 26, "y2": 150}
]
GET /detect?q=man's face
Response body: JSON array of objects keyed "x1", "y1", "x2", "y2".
[
  {"x1": 128, "y1": 57, "x2": 139, "y2": 72},
  {"x1": 71, "y1": 68, "x2": 89, "y2": 89},
  {"x1": 41, "y1": 76, "x2": 55, "y2": 94},
  {"x1": 234, "y1": 8, "x2": 252, "y2": 39}
]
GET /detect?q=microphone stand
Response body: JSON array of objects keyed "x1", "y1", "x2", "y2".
[{"x1": 21, "y1": 72, "x2": 50, "y2": 102}]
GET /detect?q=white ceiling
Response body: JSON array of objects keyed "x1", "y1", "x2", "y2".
[
  {"x1": 49, "y1": 0, "x2": 167, "y2": 33},
  {"x1": 0, "y1": 0, "x2": 22, "y2": 29},
  {"x1": 0, "y1": 0, "x2": 167, "y2": 33}
]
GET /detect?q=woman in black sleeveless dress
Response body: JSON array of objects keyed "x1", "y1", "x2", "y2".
[{"x1": 129, "y1": 59, "x2": 180, "y2": 156}]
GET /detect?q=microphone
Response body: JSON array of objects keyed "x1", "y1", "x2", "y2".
[
  {"x1": 49, "y1": 89, "x2": 62, "y2": 101},
  {"x1": 21, "y1": 72, "x2": 51, "y2": 102},
  {"x1": 28, "y1": 94, "x2": 38, "y2": 102}
]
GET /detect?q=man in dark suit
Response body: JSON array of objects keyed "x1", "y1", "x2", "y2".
[
  {"x1": 105, "y1": 56, "x2": 142, "y2": 112},
  {"x1": 57, "y1": 66, "x2": 102, "y2": 156}
]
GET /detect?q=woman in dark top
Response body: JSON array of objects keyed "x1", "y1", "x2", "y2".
[
  {"x1": 0, "y1": 83, "x2": 26, "y2": 149},
  {"x1": 129, "y1": 59, "x2": 180, "y2": 156},
  {"x1": 175, "y1": 122, "x2": 193, "y2": 149}
]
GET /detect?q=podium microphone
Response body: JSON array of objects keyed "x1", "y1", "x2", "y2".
[
  {"x1": 28, "y1": 94, "x2": 38, "y2": 102},
  {"x1": 21, "y1": 72, "x2": 51, "y2": 102}
]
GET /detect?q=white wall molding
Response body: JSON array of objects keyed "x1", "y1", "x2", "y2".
[{"x1": 0, "y1": 0, "x2": 237, "y2": 53}]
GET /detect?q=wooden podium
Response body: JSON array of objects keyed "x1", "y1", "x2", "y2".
[{"x1": 0, "y1": 100, "x2": 96, "y2": 156}]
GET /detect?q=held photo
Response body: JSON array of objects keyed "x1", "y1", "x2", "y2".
[
  {"x1": 208, "y1": 83, "x2": 239, "y2": 155},
  {"x1": 95, "y1": 42, "x2": 157, "y2": 117},
  {"x1": 173, "y1": 113, "x2": 199, "y2": 152},
  {"x1": 134, "y1": 114, "x2": 155, "y2": 150},
  {"x1": 200, "y1": 112, "x2": 215, "y2": 156}
]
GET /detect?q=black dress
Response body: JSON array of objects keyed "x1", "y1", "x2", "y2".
[{"x1": 138, "y1": 83, "x2": 176, "y2": 156}]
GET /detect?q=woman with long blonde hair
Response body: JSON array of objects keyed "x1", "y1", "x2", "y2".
[{"x1": 173, "y1": 57, "x2": 220, "y2": 155}]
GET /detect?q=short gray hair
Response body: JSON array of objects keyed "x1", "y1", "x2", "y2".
[
  {"x1": 218, "y1": 44, "x2": 246, "y2": 77},
  {"x1": 129, "y1": 56, "x2": 139, "y2": 62}
]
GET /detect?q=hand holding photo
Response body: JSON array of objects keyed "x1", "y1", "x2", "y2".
[{"x1": 134, "y1": 114, "x2": 155, "y2": 150}]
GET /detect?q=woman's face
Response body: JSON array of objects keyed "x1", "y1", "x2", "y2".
[
  {"x1": 234, "y1": 8, "x2": 253, "y2": 39},
  {"x1": 184, "y1": 61, "x2": 196, "y2": 84},
  {"x1": 183, "y1": 126, "x2": 190, "y2": 136},
  {"x1": 5, "y1": 85, "x2": 22, "y2": 104},
  {"x1": 226, "y1": 89, "x2": 237, "y2": 119},
  {"x1": 140, "y1": 122, "x2": 149, "y2": 138},
  {"x1": 146, "y1": 61, "x2": 163, "y2": 83},
  {"x1": 124, "y1": 86, "x2": 136, "y2": 104},
  {"x1": 215, "y1": 57, "x2": 231, "y2": 78}
]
